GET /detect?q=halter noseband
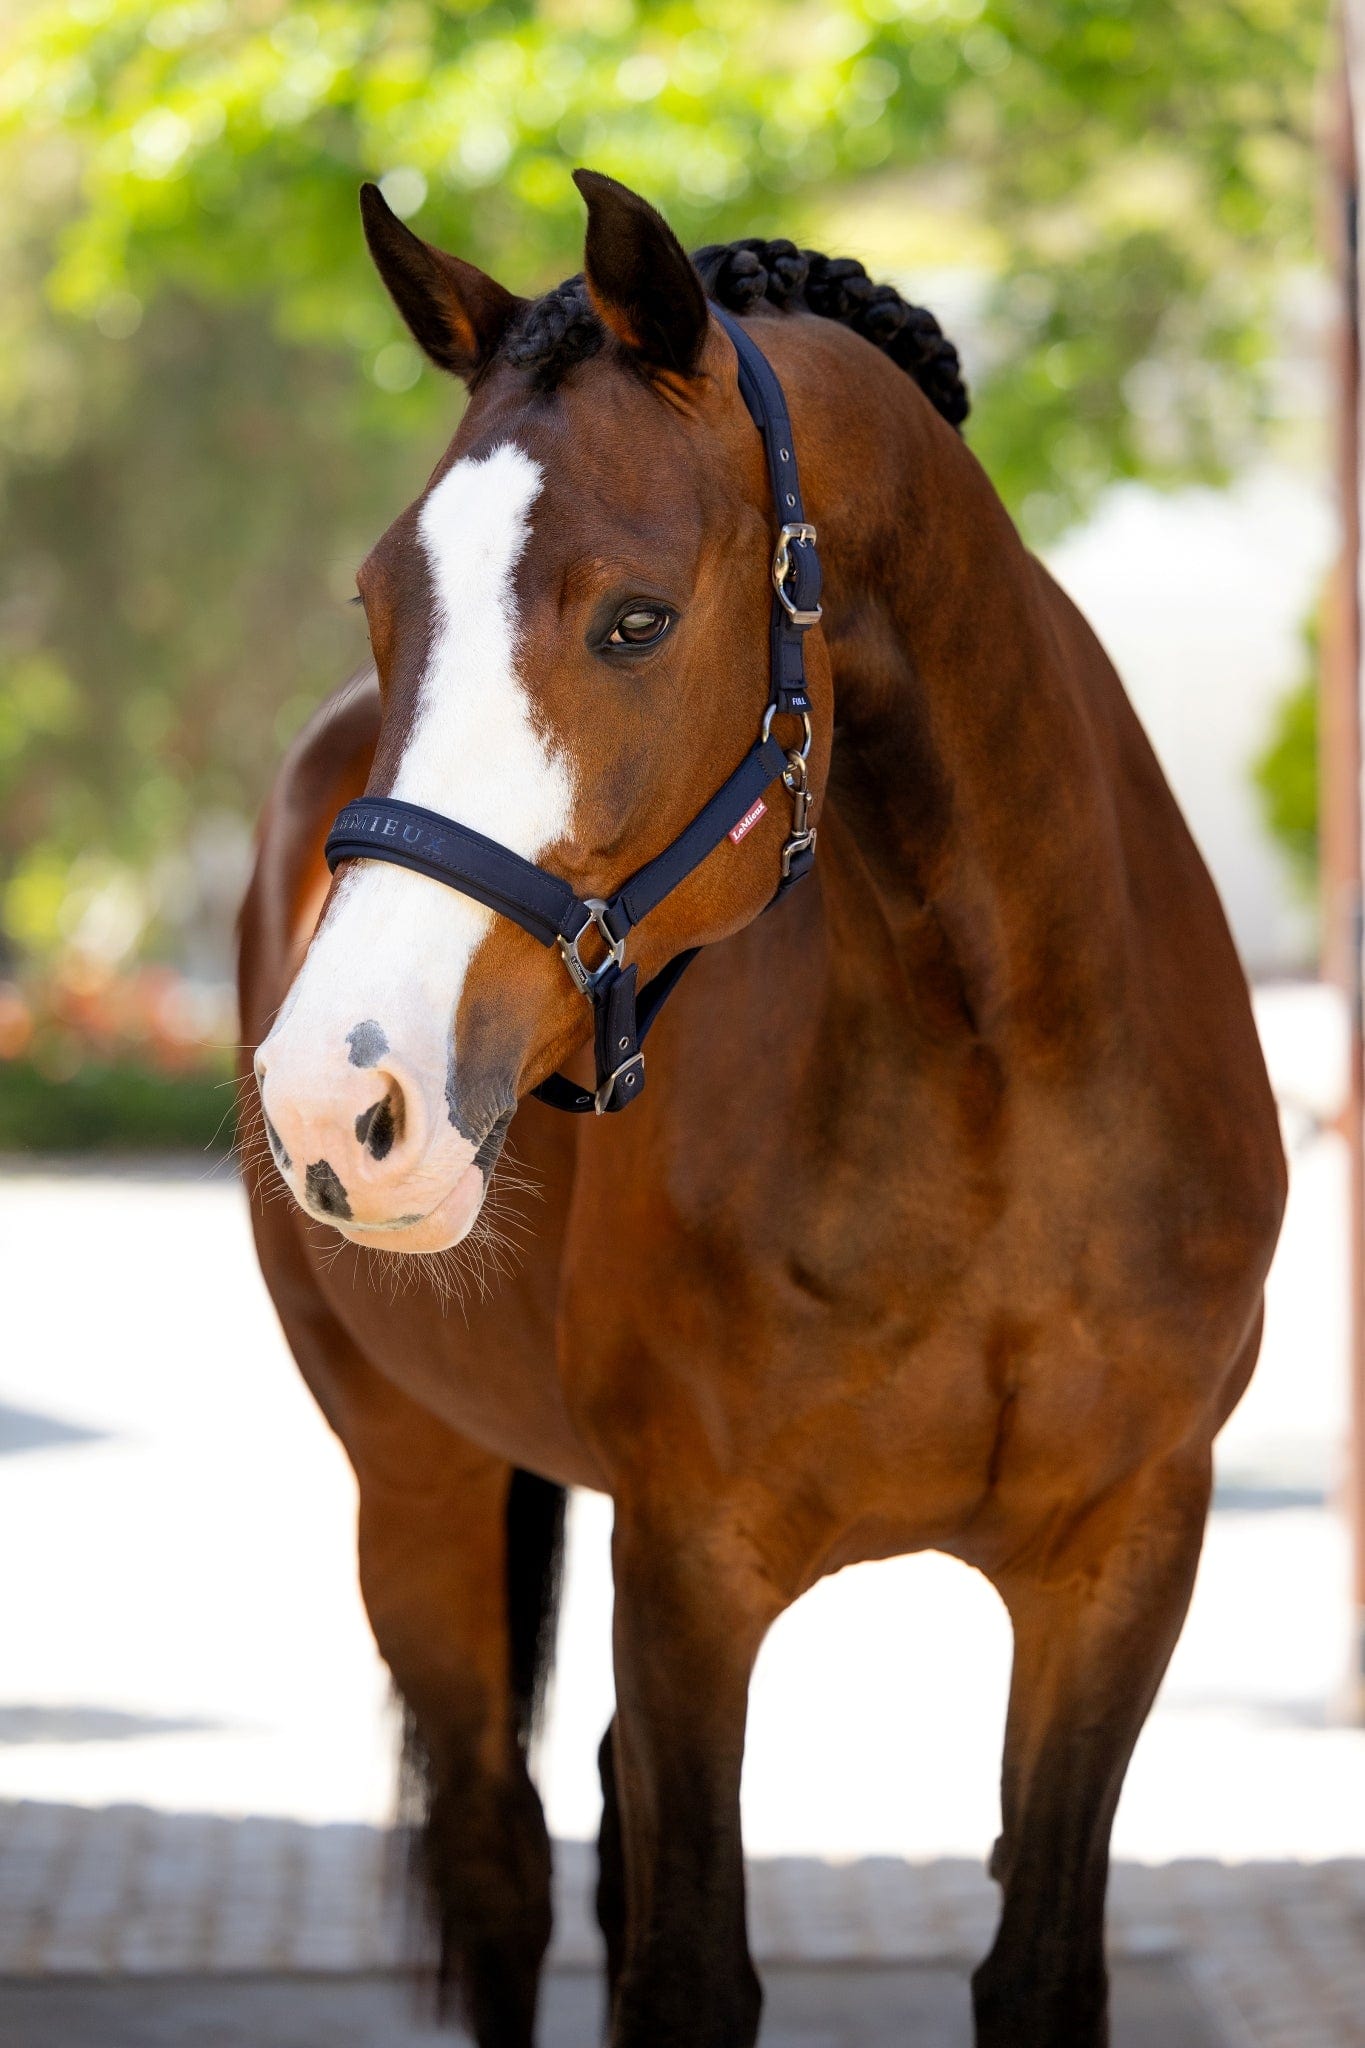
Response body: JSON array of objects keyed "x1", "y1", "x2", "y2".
[{"x1": 324, "y1": 308, "x2": 822, "y2": 1116}]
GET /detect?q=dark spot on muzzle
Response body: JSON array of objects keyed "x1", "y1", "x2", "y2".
[
  {"x1": 263, "y1": 1112, "x2": 291, "y2": 1173},
  {"x1": 304, "y1": 1159, "x2": 352, "y2": 1220},
  {"x1": 445, "y1": 1038, "x2": 514, "y2": 1174},
  {"x1": 474, "y1": 1108, "x2": 515, "y2": 1181},
  {"x1": 346, "y1": 1019, "x2": 389, "y2": 1069},
  {"x1": 354, "y1": 1095, "x2": 396, "y2": 1162},
  {"x1": 445, "y1": 1040, "x2": 473, "y2": 1139}
]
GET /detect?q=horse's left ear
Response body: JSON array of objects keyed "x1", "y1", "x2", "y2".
[{"x1": 574, "y1": 169, "x2": 709, "y2": 377}]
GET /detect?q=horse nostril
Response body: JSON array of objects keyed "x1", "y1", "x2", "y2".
[{"x1": 354, "y1": 1086, "x2": 401, "y2": 1163}]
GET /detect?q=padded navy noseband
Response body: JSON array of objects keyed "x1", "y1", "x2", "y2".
[{"x1": 325, "y1": 307, "x2": 822, "y2": 1115}]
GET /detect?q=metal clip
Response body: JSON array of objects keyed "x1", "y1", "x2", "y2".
[
  {"x1": 780, "y1": 830, "x2": 815, "y2": 879},
  {"x1": 771, "y1": 522, "x2": 822, "y2": 626},
  {"x1": 779, "y1": 748, "x2": 817, "y2": 877},
  {"x1": 557, "y1": 898, "x2": 626, "y2": 1000},
  {"x1": 595, "y1": 1051, "x2": 644, "y2": 1114}
]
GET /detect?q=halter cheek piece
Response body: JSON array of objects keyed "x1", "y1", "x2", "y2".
[{"x1": 324, "y1": 308, "x2": 821, "y2": 1116}]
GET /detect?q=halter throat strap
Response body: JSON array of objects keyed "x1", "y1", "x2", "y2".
[{"x1": 324, "y1": 306, "x2": 821, "y2": 1116}]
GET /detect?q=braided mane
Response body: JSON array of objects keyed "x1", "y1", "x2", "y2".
[{"x1": 501, "y1": 236, "x2": 969, "y2": 428}]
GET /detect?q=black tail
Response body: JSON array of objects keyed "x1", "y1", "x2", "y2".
[{"x1": 505, "y1": 1468, "x2": 568, "y2": 1750}]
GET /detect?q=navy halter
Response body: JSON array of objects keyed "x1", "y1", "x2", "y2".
[{"x1": 324, "y1": 307, "x2": 822, "y2": 1115}]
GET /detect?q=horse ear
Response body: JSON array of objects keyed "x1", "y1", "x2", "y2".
[
  {"x1": 359, "y1": 183, "x2": 524, "y2": 380},
  {"x1": 573, "y1": 169, "x2": 709, "y2": 377}
]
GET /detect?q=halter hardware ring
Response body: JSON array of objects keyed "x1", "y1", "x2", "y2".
[
  {"x1": 558, "y1": 897, "x2": 626, "y2": 1000},
  {"x1": 761, "y1": 704, "x2": 814, "y2": 764},
  {"x1": 772, "y1": 522, "x2": 822, "y2": 626}
]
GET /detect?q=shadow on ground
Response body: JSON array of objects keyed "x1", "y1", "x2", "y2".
[
  {"x1": 0, "y1": 1707, "x2": 220, "y2": 1746},
  {"x1": 0, "y1": 1403, "x2": 107, "y2": 1458}
]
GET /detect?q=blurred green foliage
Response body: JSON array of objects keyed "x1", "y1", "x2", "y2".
[
  {"x1": 1253, "y1": 626, "x2": 1319, "y2": 898},
  {"x1": 0, "y1": 1055, "x2": 232, "y2": 1150},
  {"x1": 0, "y1": 0, "x2": 1331, "y2": 970}
]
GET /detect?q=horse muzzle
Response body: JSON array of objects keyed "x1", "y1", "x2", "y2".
[{"x1": 253, "y1": 1026, "x2": 497, "y2": 1254}]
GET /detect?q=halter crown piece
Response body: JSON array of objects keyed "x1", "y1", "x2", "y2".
[{"x1": 324, "y1": 308, "x2": 822, "y2": 1114}]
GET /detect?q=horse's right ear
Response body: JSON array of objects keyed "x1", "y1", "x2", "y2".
[{"x1": 359, "y1": 184, "x2": 525, "y2": 381}]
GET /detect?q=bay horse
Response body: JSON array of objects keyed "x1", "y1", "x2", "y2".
[{"x1": 238, "y1": 169, "x2": 1285, "y2": 2048}]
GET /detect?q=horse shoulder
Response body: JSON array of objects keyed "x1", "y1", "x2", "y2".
[{"x1": 1027, "y1": 563, "x2": 1286, "y2": 1254}]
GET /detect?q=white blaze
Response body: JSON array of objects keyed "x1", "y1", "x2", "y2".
[
  {"x1": 272, "y1": 442, "x2": 573, "y2": 1135},
  {"x1": 398, "y1": 442, "x2": 569, "y2": 831}
]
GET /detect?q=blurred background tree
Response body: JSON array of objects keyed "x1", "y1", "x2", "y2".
[
  {"x1": 0, "y1": 0, "x2": 1330, "y2": 1003},
  {"x1": 1253, "y1": 611, "x2": 1321, "y2": 902}
]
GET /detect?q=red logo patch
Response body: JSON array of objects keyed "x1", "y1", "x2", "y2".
[{"x1": 728, "y1": 798, "x2": 768, "y2": 846}]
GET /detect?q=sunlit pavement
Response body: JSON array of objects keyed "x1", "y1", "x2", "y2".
[{"x1": 0, "y1": 983, "x2": 1360, "y2": 2046}]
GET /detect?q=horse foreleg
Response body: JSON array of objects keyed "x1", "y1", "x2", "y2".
[
  {"x1": 972, "y1": 1446, "x2": 1212, "y2": 2048},
  {"x1": 339, "y1": 1364, "x2": 556, "y2": 2048},
  {"x1": 604, "y1": 1499, "x2": 785, "y2": 2048},
  {"x1": 595, "y1": 1719, "x2": 628, "y2": 2003}
]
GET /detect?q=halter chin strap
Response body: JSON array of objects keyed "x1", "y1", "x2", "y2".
[{"x1": 324, "y1": 305, "x2": 821, "y2": 1115}]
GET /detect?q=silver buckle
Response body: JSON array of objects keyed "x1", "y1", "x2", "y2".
[
  {"x1": 772, "y1": 522, "x2": 822, "y2": 625},
  {"x1": 557, "y1": 898, "x2": 625, "y2": 999},
  {"x1": 595, "y1": 1050, "x2": 644, "y2": 1114}
]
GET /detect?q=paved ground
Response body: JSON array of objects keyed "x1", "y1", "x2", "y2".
[
  {"x1": 0, "y1": 1960, "x2": 1224, "y2": 2047},
  {"x1": 0, "y1": 982, "x2": 1361, "y2": 2044},
  {"x1": 4, "y1": 1804, "x2": 1364, "y2": 2044}
]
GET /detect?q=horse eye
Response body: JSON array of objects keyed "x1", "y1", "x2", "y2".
[{"x1": 607, "y1": 604, "x2": 672, "y2": 648}]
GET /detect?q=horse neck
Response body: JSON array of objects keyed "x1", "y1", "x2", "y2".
[{"x1": 809, "y1": 373, "x2": 1127, "y2": 1040}]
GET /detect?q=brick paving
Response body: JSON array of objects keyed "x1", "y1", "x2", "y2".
[{"x1": 1, "y1": 1803, "x2": 1361, "y2": 2046}]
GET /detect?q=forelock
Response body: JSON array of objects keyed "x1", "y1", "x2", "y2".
[{"x1": 501, "y1": 274, "x2": 602, "y2": 392}]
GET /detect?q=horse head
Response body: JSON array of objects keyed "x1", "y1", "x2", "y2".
[{"x1": 254, "y1": 171, "x2": 833, "y2": 1252}]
